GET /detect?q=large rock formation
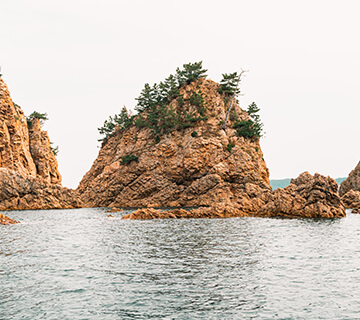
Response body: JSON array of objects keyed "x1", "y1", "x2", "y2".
[
  {"x1": 78, "y1": 79, "x2": 270, "y2": 207},
  {"x1": 339, "y1": 161, "x2": 360, "y2": 196},
  {"x1": 0, "y1": 77, "x2": 82, "y2": 211},
  {"x1": 123, "y1": 172, "x2": 346, "y2": 220}
]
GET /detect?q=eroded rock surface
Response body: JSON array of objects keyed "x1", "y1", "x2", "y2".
[
  {"x1": 0, "y1": 168, "x2": 82, "y2": 210},
  {"x1": 28, "y1": 118, "x2": 61, "y2": 184},
  {"x1": 122, "y1": 172, "x2": 346, "y2": 220},
  {"x1": 339, "y1": 161, "x2": 360, "y2": 196},
  {"x1": 341, "y1": 190, "x2": 360, "y2": 209},
  {"x1": 78, "y1": 79, "x2": 270, "y2": 207},
  {"x1": 0, "y1": 78, "x2": 82, "y2": 211}
]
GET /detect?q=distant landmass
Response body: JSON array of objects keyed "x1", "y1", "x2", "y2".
[{"x1": 270, "y1": 177, "x2": 347, "y2": 190}]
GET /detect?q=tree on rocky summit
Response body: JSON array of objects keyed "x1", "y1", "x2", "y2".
[
  {"x1": 220, "y1": 70, "x2": 247, "y2": 130},
  {"x1": 176, "y1": 61, "x2": 207, "y2": 86}
]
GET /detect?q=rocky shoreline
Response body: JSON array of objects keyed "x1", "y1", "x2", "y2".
[{"x1": 122, "y1": 172, "x2": 346, "y2": 220}]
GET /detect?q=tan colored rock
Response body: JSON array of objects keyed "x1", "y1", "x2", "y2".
[
  {"x1": 122, "y1": 172, "x2": 346, "y2": 220},
  {"x1": 0, "y1": 78, "x2": 83, "y2": 210},
  {"x1": 339, "y1": 161, "x2": 360, "y2": 196},
  {"x1": 0, "y1": 78, "x2": 37, "y2": 176},
  {"x1": 78, "y1": 79, "x2": 270, "y2": 207},
  {"x1": 341, "y1": 190, "x2": 360, "y2": 209},
  {"x1": 258, "y1": 172, "x2": 345, "y2": 219},
  {"x1": 0, "y1": 212, "x2": 19, "y2": 225},
  {"x1": 0, "y1": 168, "x2": 82, "y2": 210},
  {"x1": 107, "y1": 207, "x2": 123, "y2": 212},
  {"x1": 28, "y1": 118, "x2": 61, "y2": 184}
]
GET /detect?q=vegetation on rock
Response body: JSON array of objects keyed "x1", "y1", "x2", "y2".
[
  {"x1": 234, "y1": 102, "x2": 264, "y2": 140},
  {"x1": 120, "y1": 154, "x2": 139, "y2": 165},
  {"x1": 27, "y1": 111, "x2": 48, "y2": 128},
  {"x1": 98, "y1": 107, "x2": 133, "y2": 141}
]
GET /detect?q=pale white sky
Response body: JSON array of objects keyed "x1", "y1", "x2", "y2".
[{"x1": 1, "y1": 0, "x2": 359, "y2": 188}]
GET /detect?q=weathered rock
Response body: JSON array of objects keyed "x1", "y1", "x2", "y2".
[
  {"x1": 78, "y1": 79, "x2": 270, "y2": 207},
  {"x1": 341, "y1": 190, "x2": 360, "y2": 209},
  {"x1": 107, "y1": 207, "x2": 123, "y2": 213},
  {"x1": 122, "y1": 172, "x2": 346, "y2": 220},
  {"x1": 0, "y1": 212, "x2": 19, "y2": 225},
  {"x1": 0, "y1": 78, "x2": 37, "y2": 176},
  {"x1": 0, "y1": 78, "x2": 83, "y2": 211},
  {"x1": 257, "y1": 172, "x2": 345, "y2": 219},
  {"x1": 339, "y1": 161, "x2": 360, "y2": 196},
  {"x1": 28, "y1": 118, "x2": 61, "y2": 184},
  {"x1": 122, "y1": 203, "x2": 249, "y2": 220},
  {"x1": 0, "y1": 168, "x2": 82, "y2": 210}
]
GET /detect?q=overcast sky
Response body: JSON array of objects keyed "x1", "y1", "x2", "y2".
[{"x1": 1, "y1": 0, "x2": 359, "y2": 188}]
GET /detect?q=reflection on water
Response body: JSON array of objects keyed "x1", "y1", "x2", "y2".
[{"x1": 1, "y1": 208, "x2": 360, "y2": 319}]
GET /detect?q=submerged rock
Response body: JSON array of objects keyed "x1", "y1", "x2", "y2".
[
  {"x1": 339, "y1": 161, "x2": 360, "y2": 196},
  {"x1": 0, "y1": 213, "x2": 19, "y2": 225},
  {"x1": 122, "y1": 172, "x2": 346, "y2": 220}
]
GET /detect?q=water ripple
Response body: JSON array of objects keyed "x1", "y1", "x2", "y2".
[{"x1": 1, "y1": 209, "x2": 360, "y2": 319}]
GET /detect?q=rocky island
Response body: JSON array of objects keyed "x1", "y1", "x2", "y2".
[{"x1": 77, "y1": 62, "x2": 346, "y2": 220}]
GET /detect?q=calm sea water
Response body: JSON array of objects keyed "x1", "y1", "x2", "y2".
[{"x1": 1, "y1": 208, "x2": 360, "y2": 319}]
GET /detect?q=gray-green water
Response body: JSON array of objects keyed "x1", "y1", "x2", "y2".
[{"x1": 1, "y1": 208, "x2": 360, "y2": 319}]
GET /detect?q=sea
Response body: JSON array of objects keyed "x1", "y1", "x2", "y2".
[{"x1": 1, "y1": 208, "x2": 360, "y2": 320}]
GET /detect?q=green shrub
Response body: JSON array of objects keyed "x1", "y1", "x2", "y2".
[
  {"x1": 234, "y1": 102, "x2": 264, "y2": 140},
  {"x1": 27, "y1": 111, "x2": 49, "y2": 128},
  {"x1": 226, "y1": 143, "x2": 235, "y2": 152},
  {"x1": 191, "y1": 131, "x2": 198, "y2": 137},
  {"x1": 120, "y1": 154, "x2": 138, "y2": 164},
  {"x1": 50, "y1": 143, "x2": 59, "y2": 156}
]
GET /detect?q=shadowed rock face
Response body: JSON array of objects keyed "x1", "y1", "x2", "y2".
[
  {"x1": 0, "y1": 78, "x2": 82, "y2": 211},
  {"x1": 122, "y1": 172, "x2": 346, "y2": 220},
  {"x1": 78, "y1": 79, "x2": 270, "y2": 208},
  {"x1": 339, "y1": 161, "x2": 360, "y2": 196}
]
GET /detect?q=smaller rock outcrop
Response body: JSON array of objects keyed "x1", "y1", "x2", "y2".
[
  {"x1": 0, "y1": 212, "x2": 19, "y2": 225},
  {"x1": 258, "y1": 172, "x2": 345, "y2": 219},
  {"x1": 341, "y1": 190, "x2": 360, "y2": 210},
  {"x1": 0, "y1": 168, "x2": 82, "y2": 210},
  {"x1": 122, "y1": 172, "x2": 346, "y2": 220},
  {"x1": 339, "y1": 161, "x2": 360, "y2": 196}
]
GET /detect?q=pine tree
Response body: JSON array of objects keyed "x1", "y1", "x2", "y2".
[
  {"x1": 218, "y1": 72, "x2": 241, "y2": 95},
  {"x1": 135, "y1": 83, "x2": 157, "y2": 112},
  {"x1": 176, "y1": 61, "x2": 207, "y2": 86}
]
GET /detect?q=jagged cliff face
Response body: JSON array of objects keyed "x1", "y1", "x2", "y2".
[
  {"x1": 28, "y1": 118, "x2": 61, "y2": 184},
  {"x1": 0, "y1": 78, "x2": 82, "y2": 210},
  {"x1": 78, "y1": 79, "x2": 270, "y2": 208},
  {"x1": 339, "y1": 161, "x2": 360, "y2": 196},
  {"x1": 0, "y1": 79, "x2": 37, "y2": 176}
]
